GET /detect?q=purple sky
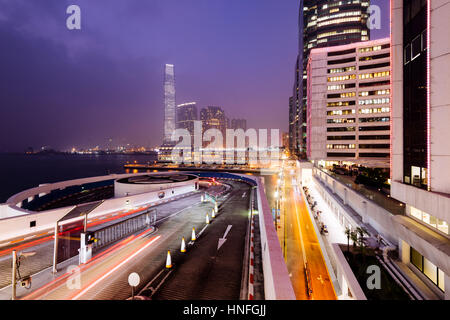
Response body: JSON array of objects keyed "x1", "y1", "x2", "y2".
[{"x1": 0, "y1": 0, "x2": 390, "y2": 151}]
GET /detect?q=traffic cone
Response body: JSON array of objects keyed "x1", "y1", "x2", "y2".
[
  {"x1": 206, "y1": 213, "x2": 210, "y2": 224},
  {"x1": 180, "y1": 237, "x2": 186, "y2": 253},
  {"x1": 191, "y1": 227, "x2": 196, "y2": 241},
  {"x1": 211, "y1": 209, "x2": 215, "y2": 219},
  {"x1": 166, "y1": 250, "x2": 172, "y2": 268}
]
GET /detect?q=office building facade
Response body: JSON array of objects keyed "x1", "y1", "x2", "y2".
[
  {"x1": 176, "y1": 102, "x2": 198, "y2": 137},
  {"x1": 200, "y1": 106, "x2": 227, "y2": 140},
  {"x1": 391, "y1": 0, "x2": 450, "y2": 299},
  {"x1": 291, "y1": 0, "x2": 371, "y2": 158},
  {"x1": 231, "y1": 119, "x2": 247, "y2": 131},
  {"x1": 307, "y1": 38, "x2": 391, "y2": 168}
]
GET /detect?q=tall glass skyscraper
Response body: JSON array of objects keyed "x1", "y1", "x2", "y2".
[
  {"x1": 163, "y1": 64, "x2": 176, "y2": 143},
  {"x1": 290, "y1": 0, "x2": 370, "y2": 158}
]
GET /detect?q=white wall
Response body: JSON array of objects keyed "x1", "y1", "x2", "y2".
[
  {"x1": 114, "y1": 176, "x2": 198, "y2": 197},
  {"x1": 0, "y1": 179, "x2": 196, "y2": 243}
]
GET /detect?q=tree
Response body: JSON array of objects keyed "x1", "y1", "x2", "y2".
[
  {"x1": 350, "y1": 230, "x2": 358, "y2": 250},
  {"x1": 356, "y1": 227, "x2": 369, "y2": 257},
  {"x1": 344, "y1": 227, "x2": 352, "y2": 253}
]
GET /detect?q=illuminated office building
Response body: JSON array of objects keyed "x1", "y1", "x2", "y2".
[
  {"x1": 200, "y1": 106, "x2": 227, "y2": 140},
  {"x1": 176, "y1": 102, "x2": 198, "y2": 137},
  {"x1": 290, "y1": 0, "x2": 370, "y2": 158},
  {"x1": 231, "y1": 119, "x2": 247, "y2": 131},
  {"x1": 307, "y1": 38, "x2": 391, "y2": 168},
  {"x1": 163, "y1": 64, "x2": 176, "y2": 143},
  {"x1": 159, "y1": 64, "x2": 177, "y2": 162}
]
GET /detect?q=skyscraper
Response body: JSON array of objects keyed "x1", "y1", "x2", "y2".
[
  {"x1": 200, "y1": 106, "x2": 227, "y2": 139},
  {"x1": 163, "y1": 64, "x2": 176, "y2": 143},
  {"x1": 159, "y1": 64, "x2": 177, "y2": 162},
  {"x1": 176, "y1": 102, "x2": 198, "y2": 138},
  {"x1": 290, "y1": 0, "x2": 371, "y2": 158},
  {"x1": 231, "y1": 119, "x2": 247, "y2": 131}
]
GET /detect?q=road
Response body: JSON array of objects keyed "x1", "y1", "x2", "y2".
[
  {"x1": 11, "y1": 181, "x2": 256, "y2": 300},
  {"x1": 270, "y1": 164, "x2": 336, "y2": 300},
  {"x1": 149, "y1": 181, "x2": 255, "y2": 300}
]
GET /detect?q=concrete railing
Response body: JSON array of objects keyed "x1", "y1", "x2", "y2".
[
  {"x1": 0, "y1": 184, "x2": 196, "y2": 245},
  {"x1": 314, "y1": 168, "x2": 398, "y2": 244},
  {"x1": 331, "y1": 243, "x2": 367, "y2": 300}
]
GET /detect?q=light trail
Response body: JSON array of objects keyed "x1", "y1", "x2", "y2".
[
  {"x1": 69, "y1": 235, "x2": 161, "y2": 300},
  {"x1": 21, "y1": 227, "x2": 155, "y2": 300}
]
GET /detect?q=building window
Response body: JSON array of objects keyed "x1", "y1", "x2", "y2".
[
  {"x1": 405, "y1": 166, "x2": 427, "y2": 189},
  {"x1": 409, "y1": 206, "x2": 449, "y2": 235},
  {"x1": 423, "y1": 259, "x2": 438, "y2": 284},
  {"x1": 410, "y1": 246, "x2": 445, "y2": 292},
  {"x1": 410, "y1": 247, "x2": 423, "y2": 271}
]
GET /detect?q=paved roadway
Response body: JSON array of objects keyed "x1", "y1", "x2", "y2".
[
  {"x1": 12, "y1": 181, "x2": 255, "y2": 300},
  {"x1": 149, "y1": 181, "x2": 253, "y2": 300},
  {"x1": 268, "y1": 165, "x2": 336, "y2": 300}
]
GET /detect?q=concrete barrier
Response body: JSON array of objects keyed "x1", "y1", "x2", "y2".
[
  {"x1": 331, "y1": 243, "x2": 367, "y2": 300},
  {"x1": 254, "y1": 177, "x2": 296, "y2": 300}
]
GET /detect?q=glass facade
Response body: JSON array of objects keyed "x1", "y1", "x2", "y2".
[
  {"x1": 410, "y1": 247, "x2": 445, "y2": 292},
  {"x1": 164, "y1": 64, "x2": 176, "y2": 143},
  {"x1": 409, "y1": 206, "x2": 449, "y2": 235},
  {"x1": 403, "y1": 0, "x2": 428, "y2": 190}
]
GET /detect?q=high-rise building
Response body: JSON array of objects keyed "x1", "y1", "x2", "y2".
[
  {"x1": 306, "y1": 38, "x2": 391, "y2": 168},
  {"x1": 176, "y1": 102, "x2": 198, "y2": 138},
  {"x1": 391, "y1": 0, "x2": 449, "y2": 298},
  {"x1": 159, "y1": 64, "x2": 177, "y2": 162},
  {"x1": 290, "y1": 0, "x2": 371, "y2": 158},
  {"x1": 163, "y1": 64, "x2": 176, "y2": 143},
  {"x1": 231, "y1": 119, "x2": 247, "y2": 131},
  {"x1": 200, "y1": 106, "x2": 227, "y2": 139}
]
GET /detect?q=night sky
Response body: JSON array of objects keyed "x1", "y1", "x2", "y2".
[{"x1": 0, "y1": 0, "x2": 390, "y2": 152}]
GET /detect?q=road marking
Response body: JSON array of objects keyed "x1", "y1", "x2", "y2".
[
  {"x1": 242, "y1": 192, "x2": 246, "y2": 198},
  {"x1": 70, "y1": 235, "x2": 161, "y2": 300},
  {"x1": 217, "y1": 225, "x2": 232, "y2": 250},
  {"x1": 317, "y1": 275, "x2": 324, "y2": 284}
]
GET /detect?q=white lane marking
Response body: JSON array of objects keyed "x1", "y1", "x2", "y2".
[
  {"x1": 71, "y1": 235, "x2": 161, "y2": 300},
  {"x1": 217, "y1": 225, "x2": 232, "y2": 250}
]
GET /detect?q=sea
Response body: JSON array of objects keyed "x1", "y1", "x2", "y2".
[{"x1": 0, "y1": 153, "x2": 157, "y2": 203}]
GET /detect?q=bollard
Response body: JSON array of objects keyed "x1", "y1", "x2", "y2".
[
  {"x1": 191, "y1": 228, "x2": 196, "y2": 241},
  {"x1": 166, "y1": 251, "x2": 172, "y2": 268}
]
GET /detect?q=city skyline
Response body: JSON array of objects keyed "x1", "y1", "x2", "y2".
[{"x1": 0, "y1": 0, "x2": 389, "y2": 152}]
